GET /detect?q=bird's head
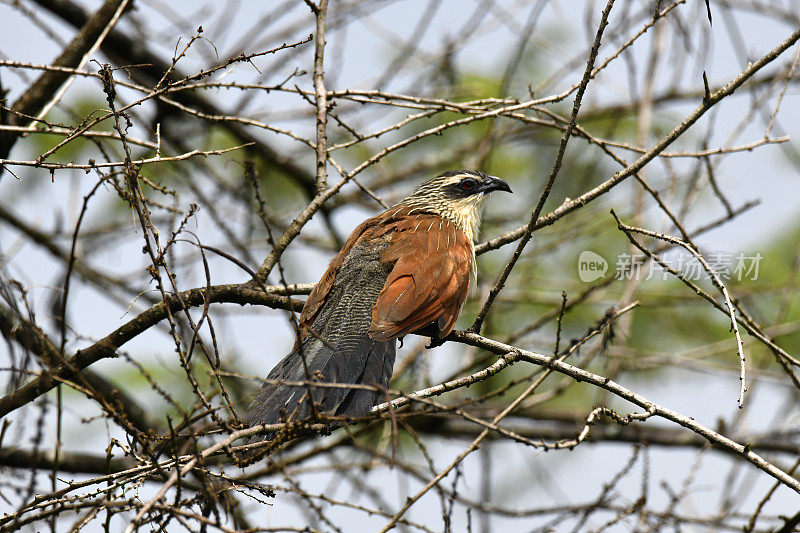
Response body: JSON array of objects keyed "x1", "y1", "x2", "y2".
[{"x1": 400, "y1": 170, "x2": 512, "y2": 242}]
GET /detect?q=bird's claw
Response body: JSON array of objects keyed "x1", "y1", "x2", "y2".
[{"x1": 426, "y1": 334, "x2": 446, "y2": 349}]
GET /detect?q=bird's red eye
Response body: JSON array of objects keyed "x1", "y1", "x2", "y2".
[{"x1": 460, "y1": 178, "x2": 477, "y2": 191}]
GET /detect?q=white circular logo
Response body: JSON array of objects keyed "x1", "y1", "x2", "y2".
[{"x1": 578, "y1": 251, "x2": 608, "y2": 282}]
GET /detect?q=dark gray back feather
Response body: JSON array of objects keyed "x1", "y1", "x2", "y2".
[{"x1": 248, "y1": 240, "x2": 396, "y2": 428}]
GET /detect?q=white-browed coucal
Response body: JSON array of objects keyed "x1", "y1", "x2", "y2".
[{"x1": 248, "y1": 170, "x2": 512, "y2": 428}]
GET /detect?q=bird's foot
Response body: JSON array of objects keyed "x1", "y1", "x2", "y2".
[{"x1": 426, "y1": 333, "x2": 447, "y2": 349}]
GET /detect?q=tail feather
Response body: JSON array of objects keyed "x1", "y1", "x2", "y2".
[{"x1": 247, "y1": 334, "x2": 396, "y2": 426}]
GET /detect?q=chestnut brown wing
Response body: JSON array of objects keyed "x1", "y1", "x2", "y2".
[{"x1": 369, "y1": 215, "x2": 473, "y2": 342}]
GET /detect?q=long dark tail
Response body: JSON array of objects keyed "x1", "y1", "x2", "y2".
[
  {"x1": 248, "y1": 242, "x2": 395, "y2": 427},
  {"x1": 247, "y1": 334, "x2": 395, "y2": 426}
]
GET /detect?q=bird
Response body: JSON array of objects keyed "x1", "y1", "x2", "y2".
[{"x1": 248, "y1": 170, "x2": 512, "y2": 431}]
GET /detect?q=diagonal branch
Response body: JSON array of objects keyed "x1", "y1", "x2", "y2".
[
  {"x1": 0, "y1": 0, "x2": 129, "y2": 161},
  {"x1": 0, "y1": 282, "x2": 309, "y2": 420},
  {"x1": 474, "y1": 21, "x2": 800, "y2": 257},
  {"x1": 470, "y1": 0, "x2": 615, "y2": 333}
]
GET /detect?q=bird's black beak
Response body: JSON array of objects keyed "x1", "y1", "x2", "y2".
[{"x1": 480, "y1": 175, "x2": 512, "y2": 194}]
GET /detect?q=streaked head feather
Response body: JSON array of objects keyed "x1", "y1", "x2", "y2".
[{"x1": 399, "y1": 170, "x2": 494, "y2": 242}]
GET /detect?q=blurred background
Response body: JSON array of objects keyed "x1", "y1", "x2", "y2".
[{"x1": 1, "y1": 0, "x2": 800, "y2": 531}]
